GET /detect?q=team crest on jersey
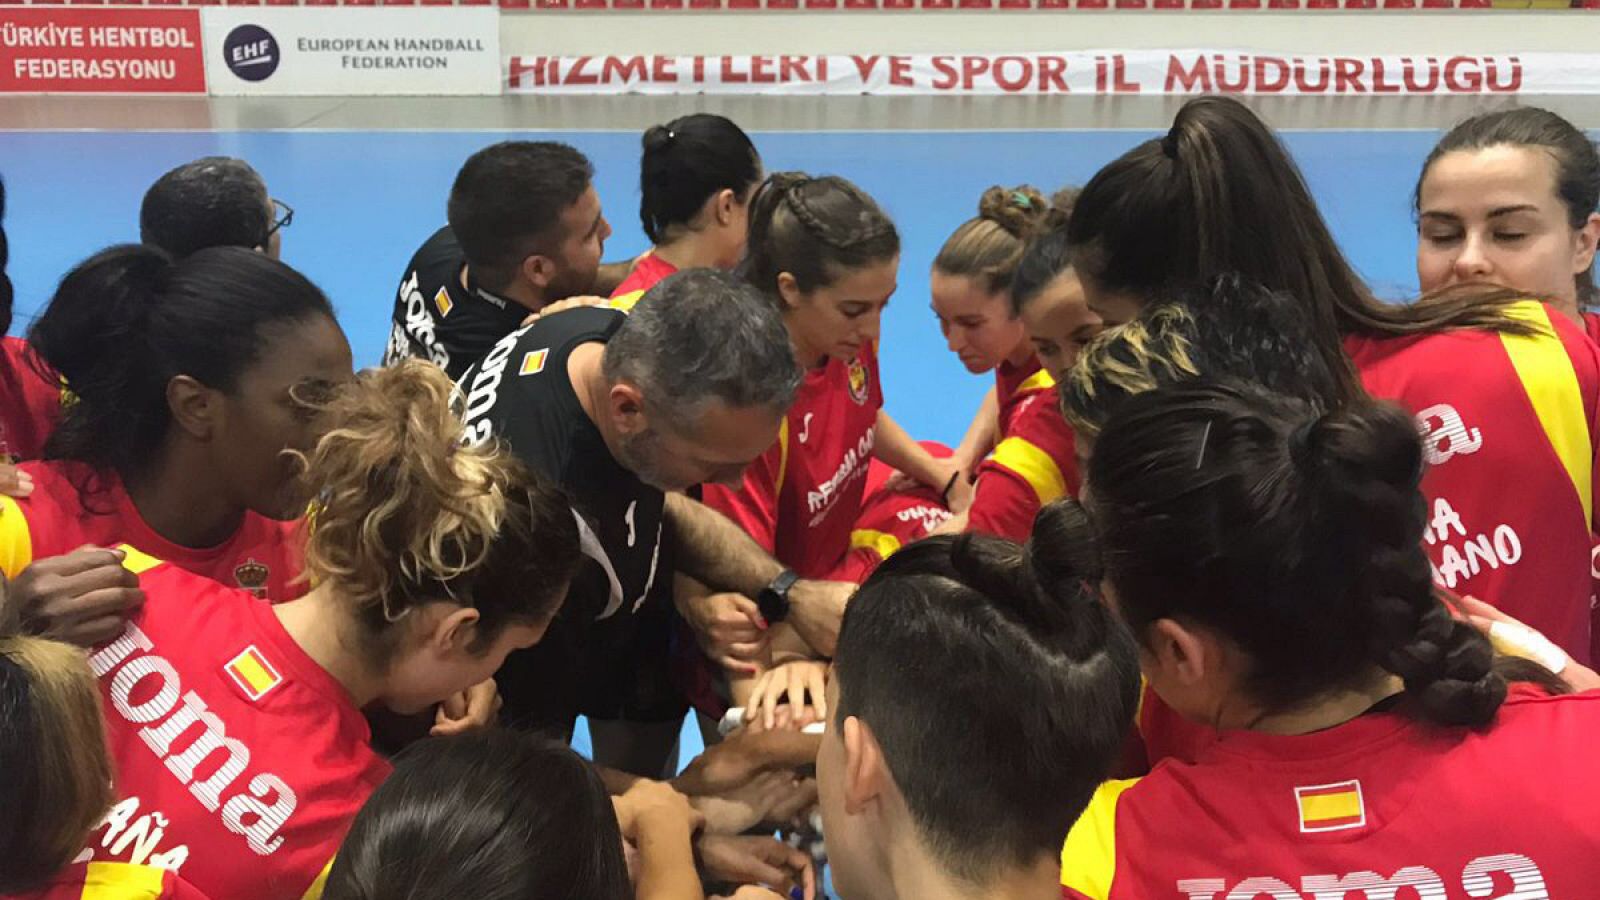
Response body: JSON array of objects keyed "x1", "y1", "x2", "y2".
[
  {"x1": 224, "y1": 645, "x2": 284, "y2": 702},
  {"x1": 847, "y1": 358, "x2": 870, "y2": 405},
  {"x1": 233, "y1": 558, "x2": 270, "y2": 599},
  {"x1": 433, "y1": 287, "x2": 454, "y2": 318},
  {"x1": 520, "y1": 349, "x2": 550, "y2": 376},
  {"x1": 1295, "y1": 779, "x2": 1365, "y2": 833}
]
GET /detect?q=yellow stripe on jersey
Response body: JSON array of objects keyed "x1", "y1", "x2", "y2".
[
  {"x1": 1061, "y1": 778, "x2": 1140, "y2": 900},
  {"x1": 81, "y1": 861, "x2": 166, "y2": 900},
  {"x1": 774, "y1": 416, "x2": 791, "y2": 498},
  {"x1": 0, "y1": 494, "x2": 33, "y2": 578},
  {"x1": 610, "y1": 291, "x2": 645, "y2": 312},
  {"x1": 1015, "y1": 368, "x2": 1056, "y2": 396},
  {"x1": 300, "y1": 858, "x2": 336, "y2": 900},
  {"x1": 116, "y1": 544, "x2": 165, "y2": 576},
  {"x1": 991, "y1": 436, "x2": 1067, "y2": 505},
  {"x1": 849, "y1": 528, "x2": 902, "y2": 562},
  {"x1": 1499, "y1": 300, "x2": 1593, "y2": 525}
]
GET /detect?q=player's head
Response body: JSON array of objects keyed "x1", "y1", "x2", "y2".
[
  {"x1": 0, "y1": 632, "x2": 116, "y2": 893},
  {"x1": 819, "y1": 508, "x2": 1140, "y2": 899},
  {"x1": 602, "y1": 268, "x2": 801, "y2": 493},
  {"x1": 1061, "y1": 274, "x2": 1340, "y2": 457},
  {"x1": 929, "y1": 185, "x2": 1054, "y2": 375},
  {"x1": 324, "y1": 731, "x2": 627, "y2": 900},
  {"x1": 1008, "y1": 188, "x2": 1100, "y2": 383},
  {"x1": 448, "y1": 141, "x2": 609, "y2": 303},
  {"x1": 30, "y1": 244, "x2": 353, "y2": 519},
  {"x1": 1067, "y1": 96, "x2": 1386, "y2": 403},
  {"x1": 0, "y1": 176, "x2": 13, "y2": 335},
  {"x1": 1088, "y1": 378, "x2": 1512, "y2": 730},
  {"x1": 140, "y1": 156, "x2": 285, "y2": 259},
  {"x1": 640, "y1": 114, "x2": 762, "y2": 268},
  {"x1": 300, "y1": 361, "x2": 580, "y2": 716},
  {"x1": 740, "y1": 172, "x2": 900, "y2": 364},
  {"x1": 1415, "y1": 106, "x2": 1600, "y2": 313}
]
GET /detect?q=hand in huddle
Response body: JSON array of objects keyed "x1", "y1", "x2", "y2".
[{"x1": 10, "y1": 546, "x2": 144, "y2": 647}]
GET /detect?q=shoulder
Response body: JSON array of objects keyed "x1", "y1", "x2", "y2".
[
  {"x1": 1060, "y1": 777, "x2": 1144, "y2": 900},
  {"x1": 408, "y1": 225, "x2": 461, "y2": 274}
]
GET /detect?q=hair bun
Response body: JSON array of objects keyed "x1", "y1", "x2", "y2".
[
  {"x1": 641, "y1": 124, "x2": 674, "y2": 153},
  {"x1": 977, "y1": 185, "x2": 1048, "y2": 239}
]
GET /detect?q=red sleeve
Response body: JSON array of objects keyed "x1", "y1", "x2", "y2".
[
  {"x1": 966, "y1": 464, "x2": 1041, "y2": 543},
  {"x1": 0, "y1": 337, "x2": 62, "y2": 462},
  {"x1": 699, "y1": 434, "x2": 784, "y2": 555}
]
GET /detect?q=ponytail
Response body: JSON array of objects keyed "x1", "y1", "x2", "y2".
[
  {"x1": 738, "y1": 172, "x2": 899, "y2": 298},
  {"x1": 1089, "y1": 379, "x2": 1518, "y2": 729},
  {"x1": 638, "y1": 114, "x2": 760, "y2": 245},
  {"x1": 1068, "y1": 96, "x2": 1535, "y2": 408},
  {"x1": 299, "y1": 361, "x2": 579, "y2": 661},
  {"x1": 30, "y1": 244, "x2": 336, "y2": 479}
]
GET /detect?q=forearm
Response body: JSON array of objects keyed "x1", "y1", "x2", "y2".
[
  {"x1": 601, "y1": 765, "x2": 649, "y2": 795},
  {"x1": 873, "y1": 411, "x2": 944, "y2": 488},
  {"x1": 634, "y1": 819, "x2": 706, "y2": 900},
  {"x1": 954, "y1": 387, "x2": 1000, "y2": 466},
  {"x1": 666, "y1": 493, "x2": 782, "y2": 597}
]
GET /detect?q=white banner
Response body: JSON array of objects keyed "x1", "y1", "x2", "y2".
[
  {"x1": 505, "y1": 51, "x2": 1600, "y2": 96},
  {"x1": 205, "y1": 8, "x2": 499, "y2": 96}
]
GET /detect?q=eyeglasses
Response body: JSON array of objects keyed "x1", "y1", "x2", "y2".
[{"x1": 267, "y1": 198, "x2": 294, "y2": 238}]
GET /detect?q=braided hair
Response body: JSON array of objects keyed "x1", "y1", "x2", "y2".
[
  {"x1": 1089, "y1": 378, "x2": 1508, "y2": 727},
  {"x1": 738, "y1": 172, "x2": 900, "y2": 300}
]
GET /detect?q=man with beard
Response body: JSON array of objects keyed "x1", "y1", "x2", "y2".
[
  {"x1": 458, "y1": 268, "x2": 854, "y2": 779},
  {"x1": 385, "y1": 141, "x2": 613, "y2": 381}
]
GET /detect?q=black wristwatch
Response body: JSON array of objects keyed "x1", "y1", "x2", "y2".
[{"x1": 757, "y1": 569, "x2": 800, "y2": 624}]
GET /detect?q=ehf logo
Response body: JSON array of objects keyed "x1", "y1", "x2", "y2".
[{"x1": 224, "y1": 24, "x2": 280, "y2": 82}]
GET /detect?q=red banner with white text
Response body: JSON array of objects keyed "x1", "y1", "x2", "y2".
[
  {"x1": 1, "y1": 7, "x2": 205, "y2": 94},
  {"x1": 506, "y1": 50, "x2": 1599, "y2": 95}
]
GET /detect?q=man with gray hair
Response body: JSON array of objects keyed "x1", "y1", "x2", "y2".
[
  {"x1": 458, "y1": 268, "x2": 851, "y2": 777},
  {"x1": 140, "y1": 156, "x2": 291, "y2": 259}
]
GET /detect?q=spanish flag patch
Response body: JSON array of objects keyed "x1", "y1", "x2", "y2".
[
  {"x1": 224, "y1": 645, "x2": 284, "y2": 702},
  {"x1": 1295, "y1": 780, "x2": 1365, "y2": 833},
  {"x1": 433, "y1": 287, "x2": 454, "y2": 318},
  {"x1": 520, "y1": 349, "x2": 550, "y2": 376}
]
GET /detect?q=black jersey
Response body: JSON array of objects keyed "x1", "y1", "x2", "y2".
[
  {"x1": 458, "y1": 308, "x2": 679, "y2": 728},
  {"x1": 384, "y1": 226, "x2": 526, "y2": 382}
]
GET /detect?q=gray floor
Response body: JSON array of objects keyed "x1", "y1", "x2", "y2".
[{"x1": 6, "y1": 93, "x2": 1600, "y2": 132}]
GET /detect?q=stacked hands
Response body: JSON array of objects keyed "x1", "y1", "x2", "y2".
[{"x1": 666, "y1": 727, "x2": 823, "y2": 899}]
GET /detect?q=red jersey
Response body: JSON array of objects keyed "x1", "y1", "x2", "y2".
[
  {"x1": 84, "y1": 550, "x2": 390, "y2": 900},
  {"x1": 1583, "y1": 309, "x2": 1600, "y2": 346},
  {"x1": 5, "y1": 862, "x2": 211, "y2": 900},
  {"x1": 609, "y1": 252, "x2": 679, "y2": 311},
  {"x1": 835, "y1": 444, "x2": 954, "y2": 583},
  {"x1": 1062, "y1": 688, "x2": 1600, "y2": 900},
  {"x1": 702, "y1": 346, "x2": 883, "y2": 579},
  {"x1": 967, "y1": 386, "x2": 1080, "y2": 543},
  {"x1": 0, "y1": 336, "x2": 61, "y2": 463},
  {"x1": 1345, "y1": 300, "x2": 1600, "y2": 664},
  {"x1": 994, "y1": 355, "x2": 1054, "y2": 439},
  {"x1": 0, "y1": 460, "x2": 305, "y2": 603}
]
